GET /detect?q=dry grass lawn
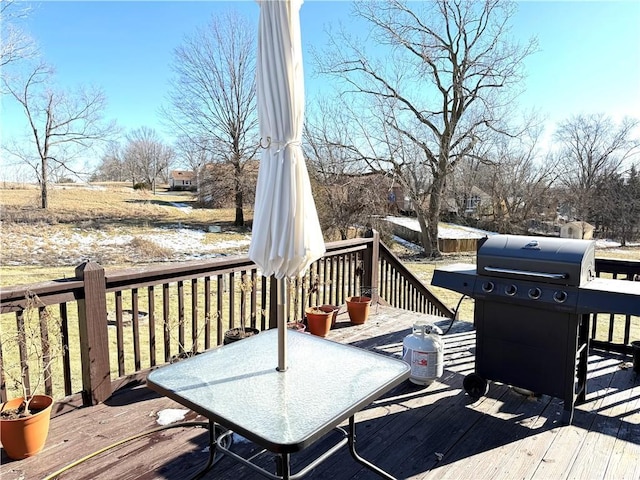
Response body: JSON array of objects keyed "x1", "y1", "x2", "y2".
[{"x1": 1, "y1": 182, "x2": 252, "y2": 286}]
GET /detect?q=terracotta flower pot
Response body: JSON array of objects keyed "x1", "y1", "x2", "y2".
[
  {"x1": 0, "y1": 395, "x2": 53, "y2": 460},
  {"x1": 346, "y1": 296, "x2": 372, "y2": 325},
  {"x1": 319, "y1": 305, "x2": 340, "y2": 327},
  {"x1": 305, "y1": 307, "x2": 333, "y2": 337}
]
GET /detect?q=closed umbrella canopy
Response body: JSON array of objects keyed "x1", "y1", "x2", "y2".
[
  {"x1": 249, "y1": 0, "x2": 324, "y2": 280},
  {"x1": 249, "y1": 0, "x2": 325, "y2": 371}
]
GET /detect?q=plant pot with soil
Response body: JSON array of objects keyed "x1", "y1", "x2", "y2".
[
  {"x1": 1, "y1": 394, "x2": 54, "y2": 460},
  {"x1": 305, "y1": 307, "x2": 333, "y2": 337},
  {"x1": 0, "y1": 294, "x2": 62, "y2": 460},
  {"x1": 223, "y1": 274, "x2": 261, "y2": 345},
  {"x1": 346, "y1": 296, "x2": 372, "y2": 325},
  {"x1": 223, "y1": 327, "x2": 260, "y2": 345},
  {"x1": 287, "y1": 321, "x2": 306, "y2": 333},
  {"x1": 319, "y1": 305, "x2": 340, "y2": 327}
]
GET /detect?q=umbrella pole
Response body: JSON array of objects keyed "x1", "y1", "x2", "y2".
[{"x1": 277, "y1": 277, "x2": 287, "y2": 372}]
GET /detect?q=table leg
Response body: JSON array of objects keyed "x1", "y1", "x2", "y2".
[
  {"x1": 347, "y1": 416, "x2": 397, "y2": 480},
  {"x1": 191, "y1": 420, "x2": 228, "y2": 480},
  {"x1": 275, "y1": 453, "x2": 292, "y2": 480}
]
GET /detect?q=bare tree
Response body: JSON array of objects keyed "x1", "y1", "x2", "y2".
[
  {"x1": 3, "y1": 62, "x2": 116, "y2": 208},
  {"x1": 122, "y1": 127, "x2": 175, "y2": 192},
  {"x1": 554, "y1": 113, "x2": 640, "y2": 222},
  {"x1": 91, "y1": 141, "x2": 125, "y2": 182},
  {"x1": 174, "y1": 135, "x2": 212, "y2": 194},
  {"x1": 486, "y1": 146, "x2": 558, "y2": 232},
  {"x1": 591, "y1": 168, "x2": 640, "y2": 244},
  {"x1": 304, "y1": 99, "x2": 391, "y2": 240},
  {"x1": 317, "y1": 0, "x2": 535, "y2": 256},
  {"x1": 0, "y1": 0, "x2": 37, "y2": 71},
  {"x1": 163, "y1": 10, "x2": 258, "y2": 226}
]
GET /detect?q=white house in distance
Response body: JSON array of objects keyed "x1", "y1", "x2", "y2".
[
  {"x1": 560, "y1": 221, "x2": 595, "y2": 240},
  {"x1": 169, "y1": 170, "x2": 196, "y2": 191}
]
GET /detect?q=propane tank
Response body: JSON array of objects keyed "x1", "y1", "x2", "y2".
[{"x1": 402, "y1": 321, "x2": 444, "y2": 385}]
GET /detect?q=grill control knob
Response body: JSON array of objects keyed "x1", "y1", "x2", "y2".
[
  {"x1": 505, "y1": 284, "x2": 518, "y2": 296},
  {"x1": 528, "y1": 287, "x2": 542, "y2": 299},
  {"x1": 481, "y1": 281, "x2": 494, "y2": 293},
  {"x1": 553, "y1": 291, "x2": 568, "y2": 303}
]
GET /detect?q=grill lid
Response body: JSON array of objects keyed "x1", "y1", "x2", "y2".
[{"x1": 476, "y1": 235, "x2": 596, "y2": 286}]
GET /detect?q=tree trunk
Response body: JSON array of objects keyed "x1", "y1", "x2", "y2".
[
  {"x1": 41, "y1": 157, "x2": 49, "y2": 209},
  {"x1": 424, "y1": 171, "x2": 446, "y2": 258},
  {"x1": 234, "y1": 182, "x2": 244, "y2": 227}
]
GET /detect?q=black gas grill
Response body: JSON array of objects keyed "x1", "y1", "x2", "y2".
[{"x1": 432, "y1": 234, "x2": 640, "y2": 424}]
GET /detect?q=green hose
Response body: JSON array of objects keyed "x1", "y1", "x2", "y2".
[{"x1": 43, "y1": 421, "x2": 217, "y2": 480}]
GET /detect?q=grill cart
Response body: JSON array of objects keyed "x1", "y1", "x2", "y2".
[{"x1": 432, "y1": 234, "x2": 640, "y2": 424}]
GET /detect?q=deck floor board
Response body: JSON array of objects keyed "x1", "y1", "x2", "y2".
[{"x1": 2, "y1": 306, "x2": 638, "y2": 480}]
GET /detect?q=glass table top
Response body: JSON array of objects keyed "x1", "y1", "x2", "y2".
[{"x1": 147, "y1": 329, "x2": 410, "y2": 451}]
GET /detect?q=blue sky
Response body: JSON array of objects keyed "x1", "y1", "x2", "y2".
[{"x1": 2, "y1": 0, "x2": 639, "y2": 177}]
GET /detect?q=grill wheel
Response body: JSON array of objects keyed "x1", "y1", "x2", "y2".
[{"x1": 463, "y1": 373, "x2": 489, "y2": 400}]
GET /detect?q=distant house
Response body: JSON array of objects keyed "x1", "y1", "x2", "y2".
[
  {"x1": 388, "y1": 182, "x2": 491, "y2": 217},
  {"x1": 560, "y1": 221, "x2": 594, "y2": 240},
  {"x1": 169, "y1": 170, "x2": 196, "y2": 191}
]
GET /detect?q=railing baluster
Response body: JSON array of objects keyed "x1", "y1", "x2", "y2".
[
  {"x1": 191, "y1": 278, "x2": 198, "y2": 354},
  {"x1": 59, "y1": 303, "x2": 72, "y2": 396},
  {"x1": 229, "y1": 272, "x2": 235, "y2": 330},
  {"x1": 204, "y1": 277, "x2": 211, "y2": 350},
  {"x1": 132, "y1": 288, "x2": 141, "y2": 371},
  {"x1": 148, "y1": 286, "x2": 156, "y2": 367},
  {"x1": 177, "y1": 281, "x2": 185, "y2": 355},
  {"x1": 163, "y1": 283, "x2": 170, "y2": 363},
  {"x1": 115, "y1": 291, "x2": 125, "y2": 376},
  {"x1": 217, "y1": 274, "x2": 224, "y2": 345},
  {"x1": 250, "y1": 270, "x2": 258, "y2": 330},
  {"x1": 40, "y1": 306, "x2": 52, "y2": 396}
]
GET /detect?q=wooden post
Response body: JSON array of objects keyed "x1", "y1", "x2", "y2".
[
  {"x1": 362, "y1": 229, "x2": 380, "y2": 304},
  {"x1": 75, "y1": 261, "x2": 112, "y2": 405}
]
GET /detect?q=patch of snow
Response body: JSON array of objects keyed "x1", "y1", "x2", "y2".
[
  {"x1": 156, "y1": 408, "x2": 189, "y2": 425},
  {"x1": 393, "y1": 235, "x2": 422, "y2": 252},
  {"x1": 143, "y1": 228, "x2": 251, "y2": 254},
  {"x1": 4, "y1": 224, "x2": 253, "y2": 266},
  {"x1": 386, "y1": 216, "x2": 496, "y2": 239},
  {"x1": 595, "y1": 239, "x2": 621, "y2": 248},
  {"x1": 168, "y1": 202, "x2": 192, "y2": 214}
]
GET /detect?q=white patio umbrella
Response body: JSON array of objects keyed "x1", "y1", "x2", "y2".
[{"x1": 249, "y1": 0, "x2": 325, "y2": 371}]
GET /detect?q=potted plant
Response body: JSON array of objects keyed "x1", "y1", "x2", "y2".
[
  {"x1": 346, "y1": 296, "x2": 372, "y2": 325},
  {"x1": 319, "y1": 304, "x2": 340, "y2": 327},
  {"x1": 0, "y1": 293, "x2": 62, "y2": 460},
  {"x1": 287, "y1": 320, "x2": 306, "y2": 332},
  {"x1": 305, "y1": 306, "x2": 333, "y2": 337},
  {"x1": 223, "y1": 274, "x2": 260, "y2": 345}
]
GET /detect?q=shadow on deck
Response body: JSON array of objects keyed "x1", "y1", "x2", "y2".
[{"x1": 2, "y1": 306, "x2": 639, "y2": 480}]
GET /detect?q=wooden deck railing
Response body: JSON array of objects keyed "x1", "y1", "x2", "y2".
[
  {"x1": 591, "y1": 258, "x2": 640, "y2": 353},
  {"x1": 1, "y1": 232, "x2": 637, "y2": 413},
  {"x1": 0, "y1": 233, "x2": 450, "y2": 411}
]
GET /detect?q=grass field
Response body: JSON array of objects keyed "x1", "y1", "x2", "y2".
[{"x1": 1, "y1": 182, "x2": 252, "y2": 286}]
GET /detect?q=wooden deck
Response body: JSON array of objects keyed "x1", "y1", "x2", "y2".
[{"x1": 2, "y1": 305, "x2": 639, "y2": 480}]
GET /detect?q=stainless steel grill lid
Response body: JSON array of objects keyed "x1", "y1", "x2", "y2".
[{"x1": 476, "y1": 235, "x2": 596, "y2": 287}]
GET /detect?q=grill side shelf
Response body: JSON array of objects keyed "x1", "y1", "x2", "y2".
[
  {"x1": 431, "y1": 264, "x2": 477, "y2": 297},
  {"x1": 578, "y1": 278, "x2": 640, "y2": 316}
]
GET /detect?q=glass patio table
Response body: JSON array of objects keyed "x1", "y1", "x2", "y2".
[{"x1": 146, "y1": 329, "x2": 410, "y2": 480}]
